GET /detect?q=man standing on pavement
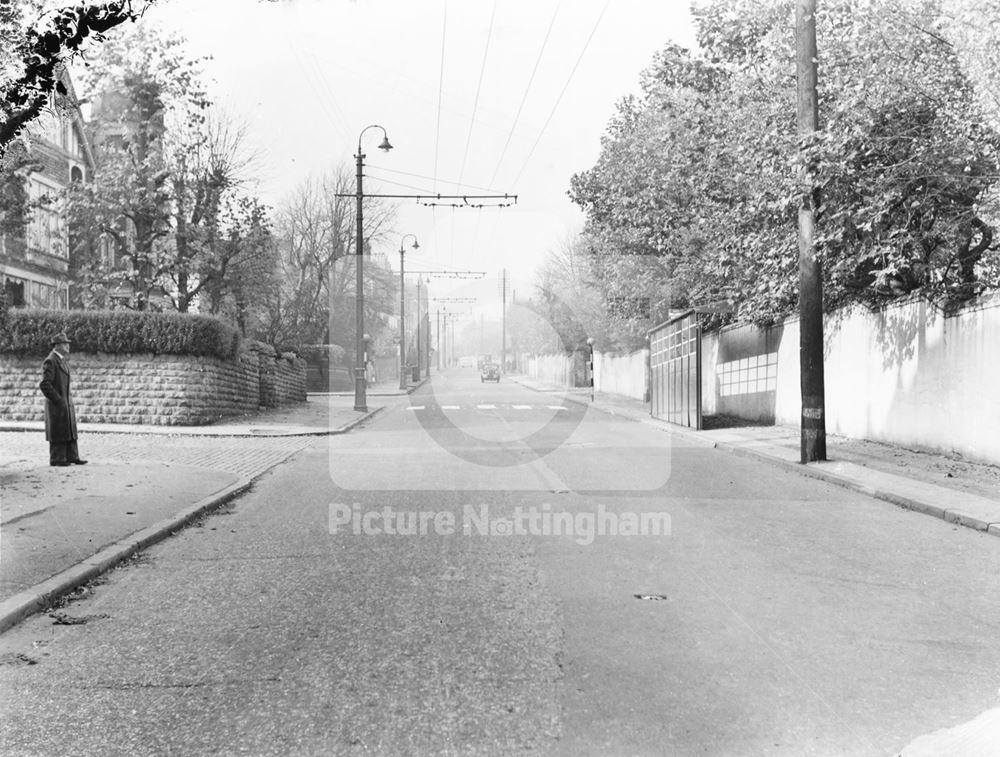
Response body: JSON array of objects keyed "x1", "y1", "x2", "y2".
[{"x1": 39, "y1": 332, "x2": 87, "y2": 467}]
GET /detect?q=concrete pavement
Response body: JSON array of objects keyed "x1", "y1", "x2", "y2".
[
  {"x1": 0, "y1": 391, "x2": 391, "y2": 634},
  {"x1": 508, "y1": 374, "x2": 1000, "y2": 538}
]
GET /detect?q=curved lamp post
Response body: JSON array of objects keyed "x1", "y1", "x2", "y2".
[
  {"x1": 586, "y1": 337, "x2": 595, "y2": 402},
  {"x1": 415, "y1": 275, "x2": 424, "y2": 381},
  {"x1": 398, "y1": 234, "x2": 419, "y2": 389},
  {"x1": 354, "y1": 124, "x2": 393, "y2": 412}
]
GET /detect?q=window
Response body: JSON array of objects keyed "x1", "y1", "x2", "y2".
[
  {"x1": 4, "y1": 278, "x2": 26, "y2": 307},
  {"x1": 717, "y1": 352, "x2": 778, "y2": 396},
  {"x1": 26, "y1": 176, "x2": 66, "y2": 258}
]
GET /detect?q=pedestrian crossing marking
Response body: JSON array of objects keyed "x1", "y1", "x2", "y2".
[{"x1": 406, "y1": 404, "x2": 570, "y2": 412}]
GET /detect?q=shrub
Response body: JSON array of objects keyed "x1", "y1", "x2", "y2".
[
  {"x1": 0, "y1": 308, "x2": 241, "y2": 359},
  {"x1": 300, "y1": 344, "x2": 346, "y2": 365}
]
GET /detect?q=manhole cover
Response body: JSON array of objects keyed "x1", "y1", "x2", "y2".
[{"x1": 633, "y1": 593, "x2": 668, "y2": 601}]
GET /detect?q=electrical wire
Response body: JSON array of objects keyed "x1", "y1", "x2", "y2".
[
  {"x1": 302, "y1": 49, "x2": 354, "y2": 149},
  {"x1": 457, "y1": 0, "x2": 497, "y2": 190},
  {"x1": 363, "y1": 173, "x2": 438, "y2": 195},
  {"x1": 434, "y1": 0, "x2": 448, "y2": 194},
  {"x1": 280, "y1": 37, "x2": 349, "y2": 149},
  {"x1": 511, "y1": 0, "x2": 610, "y2": 187},
  {"x1": 367, "y1": 164, "x2": 503, "y2": 194},
  {"x1": 488, "y1": 0, "x2": 562, "y2": 187}
]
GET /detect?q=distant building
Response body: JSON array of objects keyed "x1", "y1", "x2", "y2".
[{"x1": 0, "y1": 67, "x2": 96, "y2": 309}]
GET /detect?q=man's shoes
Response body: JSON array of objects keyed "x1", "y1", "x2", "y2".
[
  {"x1": 50, "y1": 461, "x2": 71, "y2": 467},
  {"x1": 69, "y1": 459, "x2": 88, "y2": 465}
]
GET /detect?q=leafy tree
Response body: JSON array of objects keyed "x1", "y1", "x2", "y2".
[
  {"x1": 565, "y1": 0, "x2": 1000, "y2": 340},
  {"x1": 200, "y1": 194, "x2": 277, "y2": 336},
  {"x1": 67, "y1": 20, "x2": 209, "y2": 309},
  {"x1": 67, "y1": 20, "x2": 270, "y2": 321},
  {"x1": 810, "y1": 0, "x2": 1000, "y2": 303},
  {"x1": 0, "y1": 0, "x2": 155, "y2": 154}
]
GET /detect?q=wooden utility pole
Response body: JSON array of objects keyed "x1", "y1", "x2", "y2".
[
  {"x1": 797, "y1": 0, "x2": 827, "y2": 462},
  {"x1": 500, "y1": 269, "x2": 508, "y2": 373}
]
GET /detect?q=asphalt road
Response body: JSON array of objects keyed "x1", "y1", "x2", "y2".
[{"x1": 1, "y1": 369, "x2": 998, "y2": 756}]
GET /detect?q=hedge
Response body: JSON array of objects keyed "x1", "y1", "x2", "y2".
[{"x1": 0, "y1": 308, "x2": 241, "y2": 360}]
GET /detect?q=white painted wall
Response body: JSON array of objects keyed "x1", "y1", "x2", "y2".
[
  {"x1": 594, "y1": 349, "x2": 649, "y2": 401},
  {"x1": 772, "y1": 295, "x2": 1000, "y2": 464},
  {"x1": 528, "y1": 293, "x2": 1000, "y2": 464},
  {"x1": 526, "y1": 353, "x2": 573, "y2": 387}
]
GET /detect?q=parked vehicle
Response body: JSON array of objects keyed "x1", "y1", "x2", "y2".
[{"x1": 480, "y1": 363, "x2": 500, "y2": 382}]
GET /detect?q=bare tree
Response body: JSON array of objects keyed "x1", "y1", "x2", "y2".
[{"x1": 260, "y1": 166, "x2": 397, "y2": 351}]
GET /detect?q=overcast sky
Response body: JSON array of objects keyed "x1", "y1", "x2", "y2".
[{"x1": 146, "y1": 0, "x2": 697, "y2": 315}]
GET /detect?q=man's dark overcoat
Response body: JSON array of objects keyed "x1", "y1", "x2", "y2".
[{"x1": 39, "y1": 350, "x2": 77, "y2": 443}]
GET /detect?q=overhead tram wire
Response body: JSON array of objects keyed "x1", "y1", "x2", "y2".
[
  {"x1": 487, "y1": 0, "x2": 562, "y2": 188},
  {"x1": 302, "y1": 48, "x2": 355, "y2": 148},
  {"x1": 362, "y1": 174, "x2": 439, "y2": 195},
  {"x1": 345, "y1": 173, "x2": 516, "y2": 207},
  {"x1": 458, "y1": 0, "x2": 497, "y2": 190},
  {"x1": 366, "y1": 165, "x2": 504, "y2": 194},
  {"x1": 280, "y1": 37, "x2": 349, "y2": 148},
  {"x1": 453, "y1": 0, "x2": 497, "y2": 266},
  {"x1": 434, "y1": 1, "x2": 448, "y2": 194},
  {"x1": 481, "y1": 0, "x2": 561, "y2": 271},
  {"x1": 431, "y1": 3, "x2": 448, "y2": 263},
  {"x1": 511, "y1": 0, "x2": 610, "y2": 187}
]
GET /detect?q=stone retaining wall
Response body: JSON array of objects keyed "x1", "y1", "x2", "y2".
[
  {"x1": 0, "y1": 349, "x2": 307, "y2": 426},
  {"x1": 250, "y1": 344, "x2": 307, "y2": 409}
]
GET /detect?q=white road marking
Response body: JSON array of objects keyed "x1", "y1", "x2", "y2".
[
  {"x1": 476, "y1": 404, "x2": 497, "y2": 410},
  {"x1": 547, "y1": 405, "x2": 568, "y2": 411},
  {"x1": 512, "y1": 405, "x2": 532, "y2": 410},
  {"x1": 406, "y1": 406, "x2": 425, "y2": 411},
  {"x1": 441, "y1": 405, "x2": 460, "y2": 410}
]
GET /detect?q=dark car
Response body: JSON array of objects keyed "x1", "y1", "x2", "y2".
[{"x1": 480, "y1": 363, "x2": 500, "y2": 382}]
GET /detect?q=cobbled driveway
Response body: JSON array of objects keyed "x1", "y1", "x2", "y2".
[{"x1": 0, "y1": 432, "x2": 316, "y2": 480}]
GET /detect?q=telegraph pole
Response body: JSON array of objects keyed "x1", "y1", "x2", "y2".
[
  {"x1": 499, "y1": 268, "x2": 508, "y2": 374},
  {"x1": 797, "y1": 0, "x2": 826, "y2": 462}
]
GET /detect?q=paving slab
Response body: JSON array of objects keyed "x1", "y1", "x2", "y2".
[
  {"x1": 0, "y1": 461, "x2": 238, "y2": 598},
  {"x1": 509, "y1": 374, "x2": 1000, "y2": 538}
]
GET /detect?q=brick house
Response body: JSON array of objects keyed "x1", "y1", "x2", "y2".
[{"x1": 0, "y1": 67, "x2": 96, "y2": 310}]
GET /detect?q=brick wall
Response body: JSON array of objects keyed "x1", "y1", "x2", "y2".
[{"x1": 0, "y1": 349, "x2": 306, "y2": 426}]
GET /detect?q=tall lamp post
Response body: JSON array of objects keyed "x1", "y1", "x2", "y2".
[
  {"x1": 354, "y1": 124, "x2": 393, "y2": 412},
  {"x1": 586, "y1": 337, "x2": 595, "y2": 402},
  {"x1": 415, "y1": 275, "x2": 424, "y2": 380},
  {"x1": 398, "y1": 234, "x2": 419, "y2": 389}
]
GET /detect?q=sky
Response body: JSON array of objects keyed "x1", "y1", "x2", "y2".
[{"x1": 144, "y1": 0, "x2": 698, "y2": 319}]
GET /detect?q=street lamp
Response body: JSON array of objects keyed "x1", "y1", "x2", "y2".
[
  {"x1": 415, "y1": 275, "x2": 424, "y2": 381},
  {"x1": 398, "y1": 234, "x2": 419, "y2": 390},
  {"x1": 586, "y1": 337, "x2": 595, "y2": 402},
  {"x1": 354, "y1": 124, "x2": 393, "y2": 412}
]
